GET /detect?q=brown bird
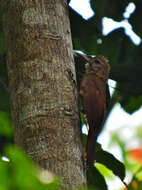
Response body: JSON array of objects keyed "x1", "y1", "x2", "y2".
[{"x1": 74, "y1": 52, "x2": 110, "y2": 167}]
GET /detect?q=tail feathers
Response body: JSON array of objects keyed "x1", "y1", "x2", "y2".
[{"x1": 86, "y1": 130, "x2": 98, "y2": 167}]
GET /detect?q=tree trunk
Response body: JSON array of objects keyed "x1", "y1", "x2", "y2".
[{"x1": 1, "y1": 0, "x2": 86, "y2": 189}]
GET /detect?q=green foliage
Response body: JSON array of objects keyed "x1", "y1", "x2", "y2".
[
  {"x1": 81, "y1": 112, "x2": 126, "y2": 189},
  {"x1": 96, "y1": 150, "x2": 125, "y2": 181},
  {"x1": 0, "y1": 111, "x2": 60, "y2": 190},
  {"x1": 120, "y1": 95, "x2": 142, "y2": 114},
  {"x1": 82, "y1": 134, "x2": 126, "y2": 189},
  {"x1": 95, "y1": 163, "x2": 114, "y2": 179},
  {"x1": 85, "y1": 145, "x2": 126, "y2": 190},
  {"x1": 0, "y1": 146, "x2": 61, "y2": 190}
]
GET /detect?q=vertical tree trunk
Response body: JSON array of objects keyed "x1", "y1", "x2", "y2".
[{"x1": 1, "y1": 0, "x2": 86, "y2": 189}]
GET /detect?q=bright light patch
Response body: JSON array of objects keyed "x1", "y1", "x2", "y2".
[
  {"x1": 70, "y1": 1, "x2": 141, "y2": 45},
  {"x1": 102, "y1": 17, "x2": 141, "y2": 45},
  {"x1": 123, "y1": 2, "x2": 136, "y2": 19},
  {"x1": 73, "y1": 50, "x2": 85, "y2": 55},
  {"x1": 97, "y1": 38, "x2": 102, "y2": 44},
  {"x1": 108, "y1": 79, "x2": 117, "y2": 96},
  {"x1": 2, "y1": 156, "x2": 10, "y2": 162},
  {"x1": 38, "y1": 169, "x2": 55, "y2": 184},
  {"x1": 102, "y1": 3, "x2": 141, "y2": 46},
  {"x1": 82, "y1": 124, "x2": 88, "y2": 135},
  {"x1": 69, "y1": 0, "x2": 94, "y2": 20},
  {"x1": 123, "y1": 20, "x2": 141, "y2": 45},
  {"x1": 102, "y1": 17, "x2": 121, "y2": 35}
]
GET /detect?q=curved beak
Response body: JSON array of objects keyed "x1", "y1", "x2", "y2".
[{"x1": 73, "y1": 51, "x2": 90, "y2": 62}]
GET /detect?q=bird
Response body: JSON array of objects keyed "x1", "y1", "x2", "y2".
[{"x1": 74, "y1": 52, "x2": 110, "y2": 167}]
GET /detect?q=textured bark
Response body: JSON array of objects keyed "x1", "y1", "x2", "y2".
[{"x1": 1, "y1": 0, "x2": 86, "y2": 189}]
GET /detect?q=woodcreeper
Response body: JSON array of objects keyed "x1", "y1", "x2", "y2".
[{"x1": 74, "y1": 52, "x2": 110, "y2": 167}]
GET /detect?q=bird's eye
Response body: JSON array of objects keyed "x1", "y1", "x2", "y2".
[{"x1": 95, "y1": 60, "x2": 100, "y2": 64}]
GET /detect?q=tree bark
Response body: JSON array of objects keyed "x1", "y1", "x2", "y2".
[{"x1": 1, "y1": 0, "x2": 86, "y2": 189}]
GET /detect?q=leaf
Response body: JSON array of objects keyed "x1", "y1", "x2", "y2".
[
  {"x1": 96, "y1": 150, "x2": 126, "y2": 181},
  {"x1": 0, "y1": 161, "x2": 10, "y2": 190},
  {"x1": 87, "y1": 167, "x2": 108, "y2": 190},
  {"x1": 95, "y1": 162, "x2": 114, "y2": 179},
  {"x1": 4, "y1": 145, "x2": 61, "y2": 190},
  {"x1": 96, "y1": 143, "x2": 102, "y2": 152},
  {"x1": 5, "y1": 145, "x2": 40, "y2": 190},
  {"x1": 120, "y1": 95, "x2": 142, "y2": 114}
]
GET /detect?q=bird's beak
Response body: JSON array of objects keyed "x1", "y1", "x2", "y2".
[{"x1": 73, "y1": 51, "x2": 90, "y2": 62}]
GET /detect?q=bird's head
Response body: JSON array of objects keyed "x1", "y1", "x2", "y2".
[
  {"x1": 85, "y1": 55, "x2": 110, "y2": 81},
  {"x1": 73, "y1": 51, "x2": 110, "y2": 81}
]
